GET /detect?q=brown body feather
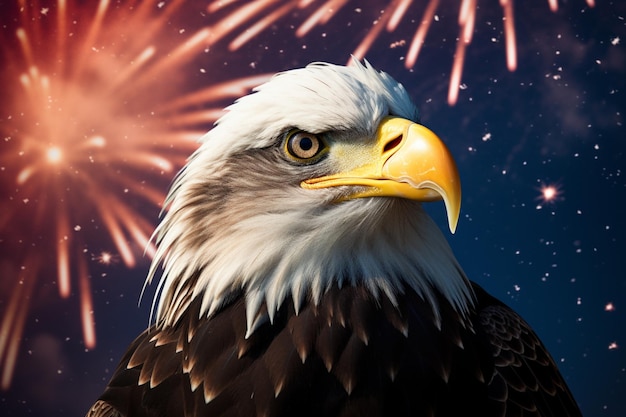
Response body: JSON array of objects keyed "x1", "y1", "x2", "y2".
[{"x1": 87, "y1": 283, "x2": 581, "y2": 417}]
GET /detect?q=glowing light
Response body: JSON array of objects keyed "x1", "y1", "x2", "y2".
[
  {"x1": 95, "y1": 251, "x2": 115, "y2": 265},
  {"x1": 536, "y1": 182, "x2": 563, "y2": 207},
  {"x1": 46, "y1": 146, "x2": 62, "y2": 163},
  {"x1": 605, "y1": 302, "x2": 615, "y2": 312},
  {"x1": 0, "y1": 0, "x2": 270, "y2": 389},
  {"x1": 608, "y1": 341, "x2": 618, "y2": 350},
  {"x1": 542, "y1": 185, "x2": 557, "y2": 201}
]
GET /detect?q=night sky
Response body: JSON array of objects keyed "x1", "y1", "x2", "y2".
[{"x1": 1, "y1": 1, "x2": 624, "y2": 416}]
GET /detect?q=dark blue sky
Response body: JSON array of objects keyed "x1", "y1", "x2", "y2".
[{"x1": 1, "y1": 1, "x2": 624, "y2": 416}]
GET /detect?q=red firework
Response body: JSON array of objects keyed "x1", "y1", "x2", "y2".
[
  {"x1": 205, "y1": 0, "x2": 596, "y2": 105},
  {"x1": 0, "y1": 0, "x2": 269, "y2": 389}
]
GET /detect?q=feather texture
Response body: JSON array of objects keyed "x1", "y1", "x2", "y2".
[
  {"x1": 145, "y1": 61, "x2": 474, "y2": 333},
  {"x1": 88, "y1": 283, "x2": 581, "y2": 417}
]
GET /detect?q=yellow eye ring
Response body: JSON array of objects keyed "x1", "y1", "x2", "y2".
[{"x1": 284, "y1": 131, "x2": 327, "y2": 162}]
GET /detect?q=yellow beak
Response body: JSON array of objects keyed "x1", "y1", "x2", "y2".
[{"x1": 301, "y1": 116, "x2": 461, "y2": 233}]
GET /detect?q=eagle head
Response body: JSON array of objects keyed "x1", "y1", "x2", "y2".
[{"x1": 147, "y1": 60, "x2": 473, "y2": 335}]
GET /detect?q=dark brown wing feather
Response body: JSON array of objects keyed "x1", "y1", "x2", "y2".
[
  {"x1": 86, "y1": 283, "x2": 582, "y2": 417},
  {"x1": 472, "y1": 283, "x2": 583, "y2": 417}
]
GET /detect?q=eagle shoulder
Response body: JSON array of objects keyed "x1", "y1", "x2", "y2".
[{"x1": 472, "y1": 283, "x2": 583, "y2": 417}]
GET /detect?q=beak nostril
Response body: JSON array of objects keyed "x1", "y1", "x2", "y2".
[{"x1": 384, "y1": 135, "x2": 403, "y2": 153}]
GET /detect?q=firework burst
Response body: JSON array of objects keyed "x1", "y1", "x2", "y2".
[
  {"x1": 0, "y1": 0, "x2": 269, "y2": 389},
  {"x1": 205, "y1": 0, "x2": 596, "y2": 105}
]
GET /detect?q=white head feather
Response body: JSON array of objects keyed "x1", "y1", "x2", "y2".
[{"x1": 147, "y1": 60, "x2": 473, "y2": 334}]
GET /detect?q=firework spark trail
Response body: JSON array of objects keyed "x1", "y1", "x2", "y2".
[
  {"x1": 296, "y1": 0, "x2": 349, "y2": 37},
  {"x1": 0, "y1": 264, "x2": 37, "y2": 389},
  {"x1": 448, "y1": 0, "x2": 476, "y2": 105},
  {"x1": 406, "y1": 0, "x2": 440, "y2": 68},
  {"x1": 501, "y1": 0, "x2": 518, "y2": 72},
  {"x1": 230, "y1": 2, "x2": 301, "y2": 50},
  {"x1": 205, "y1": 0, "x2": 596, "y2": 105},
  {"x1": 352, "y1": 4, "x2": 393, "y2": 60},
  {"x1": 0, "y1": 0, "x2": 270, "y2": 389}
]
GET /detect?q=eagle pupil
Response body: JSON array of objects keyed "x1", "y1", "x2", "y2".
[{"x1": 299, "y1": 137, "x2": 313, "y2": 151}]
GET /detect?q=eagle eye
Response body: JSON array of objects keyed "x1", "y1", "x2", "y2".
[{"x1": 284, "y1": 131, "x2": 327, "y2": 162}]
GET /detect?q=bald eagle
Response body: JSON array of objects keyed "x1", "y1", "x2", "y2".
[{"x1": 87, "y1": 61, "x2": 582, "y2": 417}]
